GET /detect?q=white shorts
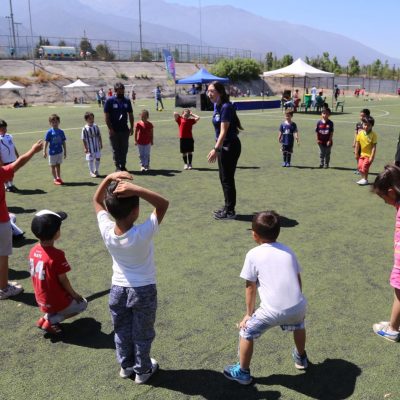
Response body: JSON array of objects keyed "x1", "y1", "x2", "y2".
[
  {"x1": 49, "y1": 153, "x2": 63, "y2": 166},
  {"x1": 85, "y1": 151, "x2": 101, "y2": 161},
  {"x1": 0, "y1": 221, "x2": 13, "y2": 256},
  {"x1": 240, "y1": 298, "x2": 307, "y2": 340}
]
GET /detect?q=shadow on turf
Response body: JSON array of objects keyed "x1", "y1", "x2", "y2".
[
  {"x1": 9, "y1": 268, "x2": 31, "y2": 281},
  {"x1": 193, "y1": 166, "x2": 260, "y2": 172},
  {"x1": 12, "y1": 236, "x2": 37, "y2": 248},
  {"x1": 15, "y1": 188, "x2": 46, "y2": 195},
  {"x1": 61, "y1": 181, "x2": 98, "y2": 187},
  {"x1": 8, "y1": 206, "x2": 37, "y2": 214},
  {"x1": 236, "y1": 214, "x2": 299, "y2": 228},
  {"x1": 47, "y1": 317, "x2": 115, "y2": 349},
  {"x1": 257, "y1": 358, "x2": 361, "y2": 399},
  {"x1": 132, "y1": 169, "x2": 182, "y2": 177},
  {"x1": 151, "y1": 369, "x2": 280, "y2": 400}
]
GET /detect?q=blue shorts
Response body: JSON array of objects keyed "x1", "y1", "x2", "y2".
[{"x1": 240, "y1": 299, "x2": 307, "y2": 340}]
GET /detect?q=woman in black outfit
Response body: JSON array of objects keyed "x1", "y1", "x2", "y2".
[{"x1": 207, "y1": 81, "x2": 243, "y2": 220}]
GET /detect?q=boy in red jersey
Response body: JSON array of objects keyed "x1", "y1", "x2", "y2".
[
  {"x1": 315, "y1": 108, "x2": 334, "y2": 168},
  {"x1": 174, "y1": 108, "x2": 200, "y2": 170},
  {"x1": 29, "y1": 210, "x2": 87, "y2": 334},
  {"x1": 134, "y1": 110, "x2": 153, "y2": 172}
]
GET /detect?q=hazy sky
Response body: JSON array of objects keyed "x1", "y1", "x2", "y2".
[{"x1": 165, "y1": 0, "x2": 400, "y2": 59}]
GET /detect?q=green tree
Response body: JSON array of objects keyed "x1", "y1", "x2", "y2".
[
  {"x1": 80, "y1": 36, "x2": 94, "y2": 56},
  {"x1": 210, "y1": 58, "x2": 261, "y2": 82},
  {"x1": 95, "y1": 43, "x2": 115, "y2": 61},
  {"x1": 348, "y1": 56, "x2": 360, "y2": 76},
  {"x1": 58, "y1": 40, "x2": 66, "y2": 47},
  {"x1": 370, "y1": 59, "x2": 382, "y2": 77},
  {"x1": 280, "y1": 54, "x2": 293, "y2": 67},
  {"x1": 34, "y1": 36, "x2": 50, "y2": 57},
  {"x1": 264, "y1": 52, "x2": 274, "y2": 71},
  {"x1": 173, "y1": 48, "x2": 180, "y2": 62}
]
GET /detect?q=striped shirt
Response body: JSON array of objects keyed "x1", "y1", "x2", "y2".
[
  {"x1": 394, "y1": 205, "x2": 400, "y2": 269},
  {"x1": 81, "y1": 124, "x2": 102, "y2": 154}
]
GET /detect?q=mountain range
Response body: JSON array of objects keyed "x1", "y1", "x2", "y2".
[{"x1": 3, "y1": 0, "x2": 399, "y2": 65}]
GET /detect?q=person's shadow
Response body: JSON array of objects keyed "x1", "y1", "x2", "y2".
[
  {"x1": 151, "y1": 369, "x2": 281, "y2": 400},
  {"x1": 15, "y1": 188, "x2": 46, "y2": 195},
  {"x1": 8, "y1": 206, "x2": 36, "y2": 214},
  {"x1": 257, "y1": 358, "x2": 361, "y2": 399},
  {"x1": 236, "y1": 213, "x2": 299, "y2": 228}
]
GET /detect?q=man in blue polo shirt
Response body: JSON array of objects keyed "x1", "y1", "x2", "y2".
[{"x1": 104, "y1": 82, "x2": 134, "y2": 171}]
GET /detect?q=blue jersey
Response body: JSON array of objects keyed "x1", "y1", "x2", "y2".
[
  {"x1": 279, "y1": 121, "x2": 297, "y2": 146},
  {"x1": 45, "y1": 128, "x2": 66, "y2": 155},
  {"x1": 212, "y1": 102, "x2": 239, "y2": 143},
  {"x1": 104, "y1": 96, "x2": 133, "y2": 132}
]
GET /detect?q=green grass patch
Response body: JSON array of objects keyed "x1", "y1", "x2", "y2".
[{"x1": 0, "y1": 96, "x2": 400, "y2": 399}]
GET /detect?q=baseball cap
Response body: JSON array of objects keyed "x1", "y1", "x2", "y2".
[{"x1": 31, "y1": 210, "x2": 67, "y2": 241}]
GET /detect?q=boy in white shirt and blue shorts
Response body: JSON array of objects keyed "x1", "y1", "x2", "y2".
[{"x1": 224, "y1": 210, "x2": 308, "y2": 385}]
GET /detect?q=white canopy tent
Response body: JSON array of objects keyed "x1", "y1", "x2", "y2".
[
  {"x1": 263, "y1": 58, "x2": 335, "y2": 107},
  {"x1": 63, "y1": 79, "x2": 94, "y2": 103},
  {"x1": 0, "y1": 80, "x2": 27, "y2": 105}
]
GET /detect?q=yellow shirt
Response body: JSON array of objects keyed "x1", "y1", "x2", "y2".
[{"x1": 356, "y1": 130, "x2": 377, "y2": 157}]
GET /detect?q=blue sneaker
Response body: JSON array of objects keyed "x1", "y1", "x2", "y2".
[
  {"x1": 282, "y1": 162, "x2": 287, "y2": 167},
  {"x1": 223, "y1": 363, "x2": 252, "y2": 385},
  {"x1": 292, "y1": 348, "x2": 308, "y2": 370},
  {"x1": 373, "y1": 322, "x2": 400, "y2": 342}
]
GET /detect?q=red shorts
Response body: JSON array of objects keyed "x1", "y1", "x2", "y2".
[{"x1": 358, "y1": 156, "x2": 371, "y2": 174}]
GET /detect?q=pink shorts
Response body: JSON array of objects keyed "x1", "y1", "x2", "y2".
[
  {"x1": 358, "y1": 156, "x2": 371, "y2": 174},
  {"x1": 390, "y1": 267, "x2": 400, "y2": 289}
]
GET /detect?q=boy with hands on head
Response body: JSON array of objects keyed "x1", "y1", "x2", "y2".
[{"x1": 93, "y1": 171, "x2": 168, "y2": 383}]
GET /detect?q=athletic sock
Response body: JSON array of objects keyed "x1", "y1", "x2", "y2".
[
  {"x1": 188, "y1": 154, "x2": 193, "y2": 164},
  {"x1": 95, "y1": 159, "x2": 100, "y2": 172},
  {"x1": 183, "y1": 154, "x2": 188, "y2": 164},
  {"x1": 88, "y1": 160, "x2": 94, "y2": 174}
]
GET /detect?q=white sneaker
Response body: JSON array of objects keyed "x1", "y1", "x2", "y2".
[
  {"x1": 184, "y1": 164, "x2": 188, "y2": 170},
  {"x1": 356, "y1": 178, "x2": 368, "y2": 185},
  {"x1": 90, "y1": 172, "x2": 97, "y2": 178},
  {"x1": 140, "y1": 167, "x2": 146, "y2": 172},
  {"x1": 135, "y1": 358, "x2": 158, "y2": 384},
  {"x1": 119, "y1": 366, "x2": 135, "y2": 379},
  {"x1": 0, "y1": 282, "x2": 24, "y2": 300},
  {"x1": 373, "y1": 322, "x2": 400, "y2": 342}
]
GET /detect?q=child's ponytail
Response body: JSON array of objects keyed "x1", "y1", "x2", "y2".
[{"x1": 373, "y1": 164, "x2": 400, "y2": 200}]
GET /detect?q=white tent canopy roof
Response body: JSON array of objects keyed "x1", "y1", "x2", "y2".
[
  {"x1": 63, "y1": 79, "x2": 91, "y2": 88},
  {"x1": 0, "y1": 80, "x2": 25, "y2": 89},
  {"x1": 263, "y1": 58, "x2": 334, "y2": 78}
]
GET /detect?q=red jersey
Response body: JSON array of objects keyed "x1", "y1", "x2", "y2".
[
  {"x1": 0, "y1": 164, "x2": 14, "y2": 222},
  {"x1": 29, "y1": 244, "x2": 72, "y2": 313},
  {"x1": 176, "y1": 116, "x2": 196, "y2": 139},
  {"x1": 135, "y1": 121, "x2": 153, "y2": 145}
]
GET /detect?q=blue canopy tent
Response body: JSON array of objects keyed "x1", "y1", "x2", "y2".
[
  {"x1": 175, "y1": 68, "x2": 229, "y2": 84},
  {"x1": 175, "y1": 68, "x2": 229, "y2": 109}
]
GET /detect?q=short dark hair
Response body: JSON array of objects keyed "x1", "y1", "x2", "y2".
[
  {"x1": 361, "y1": 108, "x2": 370, "y2": 116},
  {"x1": 114, "y1": 82, "x2": 125, "y2": 91},
  {"x1": 49, "y1": 114, "x2": 60, "y2": 123},
  {"x1": 84, "y1": 112, "x2": 94, "y2": 121},
  {"x1": 0, "y1": 119, "x2": 7, "y2": 128},
  {"x1": 362, "y1": 115, "x2": 375, "y2": 127},
  {"x1": 322, "y1": 107, "x2": 331, "y2": 114},
  {"x1": 31, "y1": 214, "x2": 62, "y2": 241},
  {"x1": 105, "y1": 181, "x2": 139, "y2": 220},
  {"x1": 252, "y1": 210, "x2": 281, "y2": 241}
]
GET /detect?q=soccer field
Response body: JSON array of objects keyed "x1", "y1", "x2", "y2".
[{"x1": 1, "y1": 96, "x2": 400, "y2": 399}]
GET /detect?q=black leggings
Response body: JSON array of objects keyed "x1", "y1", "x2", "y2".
[{"x1": 217, "y1": 137, "x2": 241, "y2": 212}]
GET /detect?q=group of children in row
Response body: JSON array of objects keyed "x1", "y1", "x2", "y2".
[{"x1": 278, "y1": 107, "x2": 378, "y2": 185}]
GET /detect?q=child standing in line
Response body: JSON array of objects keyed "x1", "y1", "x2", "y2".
[
  {"x1": 29, "y1": 210, "x2": 87, "y2": 334},
  {"x1": 372, "y1": 165, "x2": 400, "y2": 342},
  {"x1": 43, "y1": 114, "x2": 66, "y2": 185},
  {"x1": 224, "y1": 211, "x2": 308, "y2": 385},
  {"x1": 278, "y1": 111, "x2": 299, "y2": 168},
  {"x1": 315, "y1": 108, "x2": 334, "y2": 168},
  {"x1": 174, "y1": 109, "x2": 200, "y2": 170},
  {"x1": 93, "y1": 171, "x2": 169, "y2": 383},
  {"x1": 81, "y1": 112, "x2": 103, "y2": 177},
  {"x1": 353, "y1": 109, "x2": 371, "y2": 174},
  {"x1": 355, "y1": 116, "x2": 377, "y2": 186},
  {"x1": 0, "y1": 140, "x2": 43, "y2": 300},
  {"x1": 134, "y1": 110, "x2": 153, "y2": 172},
  {"x1": 0, "y1": 119, "x2": 19, "y2": 192}
]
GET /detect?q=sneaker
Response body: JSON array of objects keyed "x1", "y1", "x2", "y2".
[
  {"x1": 94, "y1": 170, "x2": 99, "y2": 177},
  {"x1": 354, "y1": 170, "x2": 360, "y2": 174},
  {"x1": 36, "y1": 317, "x2": 46, "y2": 329},
  {"x1": 373, "y1": 322, "x2": 400, "y2": 342},
  {"x1": 57, "y1": 178, "x2": 64, "y2": 185},
  {"x1": 90, "y1": 172, "x2": 97, "y2": 178},
  {"x1": 214, "y1": 209, "x2": 236, "y2": 220},
  {"x1": 184, "y1": 164, "x2": 189, "y2": 170},
  {"x1": 140, "y1": 166, "x2": 146, "y2": 172},
  {"x1": 54, "y1": 179, "x2": 62, "y2": 185},
  {"x1": 213, "y1": 206, "x2": 225, "y2": 215},
  {"x1": 41, "y1": 320, "x2": 62, "y2": 335},
  {"x1": 319, "y1": 164, "x2": 324, "y2": 169},
  {"x1": 135, "y1": 358, "x2": 158, "y2": 384},
  {"x1": 7, "y1": 185, "x2": 17, "y2": 192},
  {"x1": 292, "y1": 348, "x2": 308, "y2": 370},
  {"x1": 324, "y1": 164, "x2": 329, "y2": 169},
  {"x1": 223, "y1": 363, "x2": 252, "y2": 385},
  {"x1": 0, "y1": 282, "x2": 24, "y2": 300},
  {"x1": 119, "y1": 366, "x2": 135, "y2": 379},
  {"x1": 282, "y1": 162, "x2": 287, "y2": 167},
  {"x1": 188, "y1": 164, "x2": 192, "y2": 170},
  {"x1": 286, "y1": 163, "x2": 291, "y2": 167},
  {"x1": 357, "y1": 178, "x2": 368, "y2": 186}
]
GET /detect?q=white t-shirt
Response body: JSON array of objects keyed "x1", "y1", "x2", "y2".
[
  {"x1": 97, "y1": 210, "x2": 159, "y2": 287},
  {"x1": 240, "y1": 242, "x2": 305, "y2": 313},
  {"x1": 0, "y1": 133, "x2": 17, "y2": 164}
]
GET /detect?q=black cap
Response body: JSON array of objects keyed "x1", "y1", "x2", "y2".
[{"x1": 31, "y1": 210, "x2": 67, "y2": 241}]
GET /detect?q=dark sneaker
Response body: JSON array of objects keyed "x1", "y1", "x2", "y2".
[
  {"x1": 324, "y1": 164, "x2": 329, "y2": 169},
  {"x1": 223, "y1": 363, "x2": 252, "y2": 385},
  {"x1": 319, "y1": 164, "x2": 324, "y2": 169},
  {"x1": 213, "y1": 206, "x2": 226, "y2": 215},
  {"x1": 292, "y1": 348, "x2": 308, "y2": 370},
  {"x1": 214, "y1": 209, "x2": 236, "y2": 220}
]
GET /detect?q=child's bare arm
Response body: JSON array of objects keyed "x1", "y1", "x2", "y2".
[
  {"x1": 239, "y1": 280, "x2": 257, "y2": 328},
  {"x1": 354, "y1": 141, "x2": 360, "y2": 159},
  {"x1": 11, "y1": 140, "x2": 43, "y2": 172},
  {"x1": 14, "y1": 146, "x2": 19, "y2": 158},
  {"x1": 370, "y1": 144, "x2": 377, "y2": 163},
  {"x1": 113, "y1": 182, "x2": 169, "y2": 224},
  {"x1": 278, "y1": 132, "x2": 282, "y2": 143},
  {"x1": 295, "y1": 131, "x2": 299, "y2": 143},
  {"x1": 43, "y1": 141, "x2": 49, "y2": 158},
  {"x1": 58, "y1": 273, "x2": 84, "y2": 302},
  {"x1": 173, "y1": 112, "x2": 180, "y2": 121},
  {"x1": 62, "y1": 141, "x2": 67, "y2": 159},
  {"x1": 82, "y1": 139, "x2": 88, "y2": 153},
  {"x1": 93, "y1": 171, "x2": 133, "y2": 214},
  {"x1": 190, "y1": 112, "x2": 200, "y2": 122}
]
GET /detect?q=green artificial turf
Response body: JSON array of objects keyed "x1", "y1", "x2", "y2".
[{"x1": 0, "y1": 95, "x2": 400, "y2": 399}]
